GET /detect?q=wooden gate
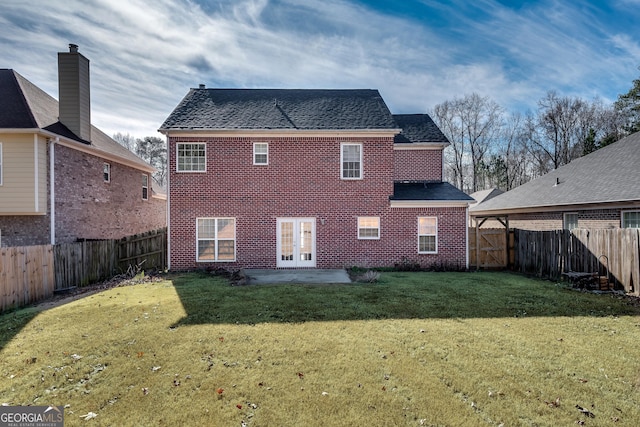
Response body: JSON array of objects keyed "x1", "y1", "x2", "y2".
[{"x1": 469, "y1": 228, "x2": 511, "y2": 268}]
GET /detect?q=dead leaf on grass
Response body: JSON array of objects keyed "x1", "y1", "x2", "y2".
[
  {"x1": 545, "y1": 397, "x2": 561, "y2": 408},
  {"x1": 80, "y1": 412, "x2": 97, "y2": 420}
]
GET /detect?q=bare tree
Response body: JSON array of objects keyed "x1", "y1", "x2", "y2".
[
  {"x1": 496, "y1": 112, "x2": 530, "y2": 190},
  {"x1": 432, "y1": 99, "x2": 467, "y2": 190},
  {"x1": 525, "y1": 91, "x2": 601, "y2": 172},
  {"x1": 112, "y1": 132, "x2": 137, "y2": 151},
  {"x1": 432, "y1": 93, "x2": 502, "y2": 192}
]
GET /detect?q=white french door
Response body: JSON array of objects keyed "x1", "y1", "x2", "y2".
[{"x1": 277, "y1": 218, "x2": 316, "y2": 268}]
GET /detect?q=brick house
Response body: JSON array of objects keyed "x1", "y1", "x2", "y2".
[
  {"x1": 0, "y1": 45, "x2": 166, "y2": 247},
  {"x1": 470, "y1": 131, "x2": 640, "y2": 230},
  {"x1": 160, "y1": 88, "x2": 473, "y2": 270}
]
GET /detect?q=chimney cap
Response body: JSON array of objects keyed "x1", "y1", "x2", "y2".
[
  {"x1": 69, "y1": 43, "x2": 79, "y2": 53},
  {"x1": 199, "y1": 84, "x2": 206, "y2": 89}
]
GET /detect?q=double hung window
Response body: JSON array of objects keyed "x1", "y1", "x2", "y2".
[
  {"x1": 197, "y1": 218, "x2": 236, "y2": 261},
  {"x1": 418, "y1": 217, "x2": 438, "y2": 253},
  {"x1": 253, "y1": 143, "x2": 268, "y2": 165},
  {"x1": 103, "y1": 163, "x2": 110, "y2": 182},
  {"x1": 358, "y1": 217, "x2": 380, "y2": 239},
  {"x1": 341, "y1": 143, "x2": 362, "y2": 179},
  {"x1": 142, "y1": 174, "x2": 149, "y2": 200}
]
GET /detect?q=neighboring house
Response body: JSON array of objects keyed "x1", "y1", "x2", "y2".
[
  {"x1": 468, "y1": 188, "x2": 504, "y2": 210},
  {"x1": 160, "y1": 88, "x2": 473, "y2": 270},
  {"x1": 470, "y1": 131, "x2": 640, "y2": 230},
  {"x1": 0, "y1": 45, "x2": 166, "y2": 247}
]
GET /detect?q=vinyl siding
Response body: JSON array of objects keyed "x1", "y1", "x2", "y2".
[{"x1": 0, "y1": 133, "x2": 46, "y2": 214}]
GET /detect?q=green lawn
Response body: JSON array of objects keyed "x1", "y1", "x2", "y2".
[{"x1": 1, "y1": 271, "x2": 639, "y2": 426}]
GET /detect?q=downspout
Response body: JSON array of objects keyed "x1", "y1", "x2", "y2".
[
  {"x1": 465, "y1": 204, "x2": 470, "y2": 270},
  {"x1": 166, "y1": 136, "x2": 171, "y2": 270},
  {"x1": 49, "y1": 137, "x2": 58, "y2": 245},
  {"x1": 34, "y1": 135, "x2": 39, "y2": 212}
]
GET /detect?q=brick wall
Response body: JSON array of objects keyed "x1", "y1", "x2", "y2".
[
  {"x1": 0, "y1": 215, "x2": 50, "y2": 246},
  {"x1": 393, "y1": 149, "x2": 442, "y2": 181},
  {"x1": 54, "y1": 144, "x2": 166, "y2": 243},
  {"x1": 476, "y1": 209, "x2": 624, "y2": 231},
  {"x1": 168, "y1": 136, "x2": 467, "y2": 270}
]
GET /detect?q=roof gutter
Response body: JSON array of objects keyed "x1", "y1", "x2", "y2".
[
  {"x1": 158, "y1": 128, "x2": 401, "y2": 138},
  {"x1": 390, "y1": 200, "x2": 471, "y2": 208},
  {"x1": 471, "y1": 199, "x2": 640, "y2": 217},
  {"x1": 393, "y1": 142, "x2": 449, "y2": 150}
]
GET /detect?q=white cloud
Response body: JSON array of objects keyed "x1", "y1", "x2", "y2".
[{"x1": 1, "y1": 0, "x2": 639, "y2": 138}]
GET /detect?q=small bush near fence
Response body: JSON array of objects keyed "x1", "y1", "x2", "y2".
[{"x1": 0, "y1": 228, "x2": 167, "y2": 313}]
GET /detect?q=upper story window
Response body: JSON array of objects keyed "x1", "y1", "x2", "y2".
[
  {"x1": 103, "y1": 163, "x2": 110, "y2": 183},
  {"x1": 563, "y1": 213, "x2": 578, "y2": 230},
  {"x1": 341, "y1": 143, "x2": 362, "y2": 179},
  {"x1": 177, "y1": 143, "x2": 206, "y2": 172},
  {"x1": 358, "y1": 217, "x2": 380, "y2": 239},
  {"x1": 142, "y1": 174, "x2": 149, "y2": 200},
  {"x1": 622, "y1": 211, "x2": 640, "y2": 228},
  {"x1": 0, "y1": 143, "x2": 3, "y2": 186},
  {"x1": 418, "y1": 217, "x2": 438, "y2": 254},
  {"x1": 253, "y1": 143, "x2": 268, "y2": 165}
]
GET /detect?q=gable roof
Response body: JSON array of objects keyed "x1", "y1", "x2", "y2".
[
  {"x1": 0, "y1": 69, "x2": 153, "y2": 172},
  {"x1": 159, "y1": 88, "x2": 399, "y2": 131},
  {"x1": 392, "y1": 114, "x2": 449, "y2": 145},
  {"x1": 471, "y1": 131, "x2": 640, "y2": 215}
]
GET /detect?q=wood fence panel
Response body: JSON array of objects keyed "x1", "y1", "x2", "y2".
[
  {"x1": 0, "y1": 245, "x2": 54, "y2": 312},
  {"x1": 2, "y1": 228, "x2": 167, "y2": 312},
  {"x1": 513, "y1": 228, "x2": 640, "y2": 296}
]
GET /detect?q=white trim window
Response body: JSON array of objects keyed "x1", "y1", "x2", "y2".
[
  {"x1": 177, "y1": 143, "x2": 206, "y2": 172},
  {"x1": 197, "y1": 217, "x2": 236, "y2": 262},
  {"x1": 418, "y1": 217, "x2": 438, "y2": 254},
  {"x1": 103, "y1": 162, "x2": 110, "y2": 182},
  {"x1": 142, "y1": 174, "x2": 149, "y2": 200},
  {"x1": 253, "y1": 143, "x2": 268, "y2": 165},
  {"x1": 622, "y1": 211, "x2": 640, "y2": 229},
  {"x1": 563, "y1": 212, "x2": 578, "y2": 230},
  {"x1": 341, "y1": 143, "x2": 362, "y2": 179},
  {"x1": 358, "y1": 216, "x2": 380, "y2": 239},
  {"x1": 0, "y1": 142, "x2": 3, "y2": 186}
]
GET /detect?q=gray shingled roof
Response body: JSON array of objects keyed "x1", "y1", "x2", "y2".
[
  {"x1": 472, "y1": 131, "x2": 640, "y2": 214},
  {"x1": 159, "y1": 88, "x2": 399, "y2": 131},
  {"x1": 0, "y1": 69, "x2": 152, "y2": 171},
  {"x1": 392, "y1": 114, "x2": 449, "y2": 145},
  {"x1": 392, "y1": 182, "x2": 475, "y2": 202}
]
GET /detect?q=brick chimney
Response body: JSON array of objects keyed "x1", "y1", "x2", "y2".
[{"x1": 58, "y1": 44, "x2": 91, "y2": 142}]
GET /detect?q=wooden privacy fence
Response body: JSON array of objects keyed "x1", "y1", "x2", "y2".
[
  {"x1": 0, "y1": 245, "x2": 55, "y2": 312},
  {"x1": 1, "y1": 228, "x2": 167, "y2": 312},
  {"x1": 53, "y1": 228, "x2": 167, "y2": 290},
  {"x1": 513, "y1": 228, "x2": 640, "y2": 295}
]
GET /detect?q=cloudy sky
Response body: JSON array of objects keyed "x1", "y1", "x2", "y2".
[{"x1": 2, "y1": 0, "x2": 640, "y2": 139}]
